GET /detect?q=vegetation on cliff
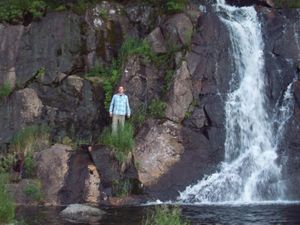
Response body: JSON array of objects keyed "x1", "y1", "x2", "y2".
[
  {"x1": 274, "y1": 0, "x2": 300, "y2": 8},
  {"x1": 0, "y1": 174, "x2": 15, "y2": 224}
]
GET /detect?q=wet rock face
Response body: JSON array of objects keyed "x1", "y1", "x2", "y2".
[{"x1": 260, "y1": 9, "x2": 300, "y2": 198}]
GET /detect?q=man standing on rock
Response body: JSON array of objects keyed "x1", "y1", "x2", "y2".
[{"x1": 109, "y1": 85, "x2": 131, "y2": 134}]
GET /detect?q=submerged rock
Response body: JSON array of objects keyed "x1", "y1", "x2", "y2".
[{"x1": 60, "y1": 204, "x2": 105, "y2": 223}]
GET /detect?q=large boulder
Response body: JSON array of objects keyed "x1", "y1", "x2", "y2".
[
  {"x1": 0, "y1": 88, "x2": 43, "y2": 145},
  {"x1": 165, "y1": 61, "x2": 193, "y2": 122},
  {"x1": 35, "y1": 144, "x2": 72, "y2": 205}
]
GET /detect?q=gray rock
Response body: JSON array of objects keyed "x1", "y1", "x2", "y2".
[
  {"x1": 146, "y1": 27, "x2": 167, "y2": 53},
  {"x1": 162, "y1": 13, "x2": 193, "y2": 50},
  {"x1": 166, "y1": 61, "x2": 193, "y2": 122},
  {"x1": 35, "y1": 144, "x2": 72, "y2": 205},
  {"x1": 134, "y1": 119, "x2": 184, "y2": 187},
  {"x1": 60, "y1": 204, "x2": 105, "y2": 223},
  {"x1": 120, "y1": 55, "x2": 164, "y2": 113}
]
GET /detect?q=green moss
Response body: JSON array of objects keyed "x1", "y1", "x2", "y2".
[
  {"x1": 0, "y1": 174, "x2": 15, "y2": 224},
  {"x1": 143, "y1": 206, "x2": 190, "y2": 225},
  {"x1": 0, "y1": 82, "x2": 13, "y2": 103}
]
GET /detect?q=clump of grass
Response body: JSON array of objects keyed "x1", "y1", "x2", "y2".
[
  {"x1": 10, "y1": 124, "x2": 50, "y2": 154},
  {"x1": 23, "y1": 180, "x2": 43, "y2": 202},
  {"x1": 23, "y1": 153, "x2": 36, "y2": 178},
  {"x1": 144, "y1": 0, "x2": 187, "y2": 14},
  {"x1": 0, "y1": 174, "x2": 15, "y2": 224},
  {"x1": 99, "y1": 122, "x2": 134, "y2": 162},
  {"x1": 143, "y1": 206, "x2": 190, "y2": 225},
  {"x1": 0, "y1": 82, "x2": 13, "y2": 102}
]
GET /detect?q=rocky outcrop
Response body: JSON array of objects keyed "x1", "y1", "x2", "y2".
[{"x1": 166, "y1": 61, "x2": 193, "y2": 122}]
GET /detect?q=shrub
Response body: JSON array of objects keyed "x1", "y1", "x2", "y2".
[
  {"x1": 10, "y1": 124, "x2": 50, "y2": 154},
  {"x1": 143, "y1": 206, "x2": 190, "y2": 225},
  {"x1": 23, "y1": 180, "x2": 43, "y2": 202},
  {"x1": 147, "y1": 99, "x2": 166, "y2": 119},
  {"x1": 99, "y1": 122, "x2": 134, "y2": 162},
  {"x1": 0, "y1": 82, "x2": 13, "y2": 102},
  {"x1": 0, "y1": 154, "x2": 16, "y2": 174},
  {"x1": 144, "y1": 0, "x2": 187, "y2": 14},
  {"x1": 0, "y1": 174, "x2": 15, "y2": 224},
  {"x1": 0, "y1": 0, "x2": 46, "y2": 23}
]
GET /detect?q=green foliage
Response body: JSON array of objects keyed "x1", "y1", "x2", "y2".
[
  {"x1": 99, "y1": 122, "x2": 134, "y2": 162},
  {"x1": 274, "y1": 0, "x2": 300, "y2": 7},
  {"x1": 144, "y1": 0, "x2": 187, "y2": 14},
  {"x1": 112, "y1": 179, "x2": 131, "y2": 197},
  {"x1": 10, "y1": 124, "x2": 50, "y2": 154},
  {"x1": 23, "y1": 180, "x2": 43, "y2": 202},
  {"x1": 147, "y1": 99, "x2": 166, "y2": 119},
  {"x1": 129, "y1": 105, "x2": 147, "y2": 129},
  {"x1": 143, "y1": 206, "x2": 190, "y2": 225},
  {"x1": 0, "y1": 0, "x2": 46, "y2": 23},
  {"x1": 0, "y1": 154, "x2": 16, "y2": 174},
  {"x1": 24, "y1": 153, "x2": 36, "y2": 178},
  {"x1": 0, "y1": 82, "x2": 13, "y2": 102},
  {"x1": 0, "y1": 174, "x2": 15, "y2": 224},
  {"x1": 163, "y1": 70, "x2": 175, "y2": 95}
]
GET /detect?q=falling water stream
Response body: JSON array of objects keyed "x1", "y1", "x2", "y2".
[{"x1": 178, "y1": 0, "x2": 295, "y2": 203}]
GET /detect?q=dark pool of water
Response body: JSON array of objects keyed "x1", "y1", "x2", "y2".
[{"x1": 16, "y1": 203, "x2": 300, "y2": 225}]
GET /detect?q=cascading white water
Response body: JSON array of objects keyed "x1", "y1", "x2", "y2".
[{"x1": 178, "y1": 0, "x2": 294, "y2": 203}]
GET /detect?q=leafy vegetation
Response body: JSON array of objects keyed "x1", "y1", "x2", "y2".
[
  {"x1": 143, "y1": 206, "x2": 190, "y2": 225},
  {"x1": 23, "y1": 153, "x2": 36, "y2": 178},
  {"x1": 0, "y1": 154, "x2": 16, "y2": 174},
  {"x1": 0, "y1": 82, "x2": 13, "y2": 102},
  {"x1": 147, "y1": 99, "x2": 167, "y2": 119},
  {"x1": 99, "y1": 122, "x2": 134, "y2": 162},
  {"x1": 0, "y1": 174, "x2": 15, "y2": 224},
  {"x1": 274, "y1": 0, "x2": 300, "y2": 8},
  {"x1": 0, "y1": 0, "x2": 46, "y2": 23},
  {"x1": 23, "y1": 180, "x2": 43, "y2": 202}
]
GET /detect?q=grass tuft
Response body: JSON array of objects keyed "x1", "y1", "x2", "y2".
[
  {"x1": 99, "y1": 122, "x2": 134, "y2": 162},
  {"x1": 143, "y1": 206, "x2": 190, "y2": 225}
]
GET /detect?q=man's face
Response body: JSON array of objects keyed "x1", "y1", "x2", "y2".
[{"x1": 118, "y1": 86, "x2": 124, "y2": 94}]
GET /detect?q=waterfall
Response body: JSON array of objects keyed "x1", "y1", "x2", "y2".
[{"x1": 178, "y1": 0, "x2": 294, "y2": 203}]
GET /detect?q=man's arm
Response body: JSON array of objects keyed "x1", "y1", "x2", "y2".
[
  {"x1": 109, "y1": 95, "x2": 115, "y2": 116},
  {"x1": 126, "y1": 96, "x2": 131, "y2": 117}
]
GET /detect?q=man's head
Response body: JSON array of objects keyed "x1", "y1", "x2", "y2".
[{"x1": 118, "y1": 86, "x2": 124, "y2": 94}]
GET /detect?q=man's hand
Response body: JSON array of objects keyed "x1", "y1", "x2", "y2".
[
  {"x1": 127, "y1": 114, "x2": 130, "y2": 118},
  {"x1": 109, "y1": 112, "x2": 113, "y2": 117}
]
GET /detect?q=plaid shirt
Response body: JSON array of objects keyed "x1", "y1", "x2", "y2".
[{"x1": 109, "y1": 94, "x2": 131, "y2": 116}]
